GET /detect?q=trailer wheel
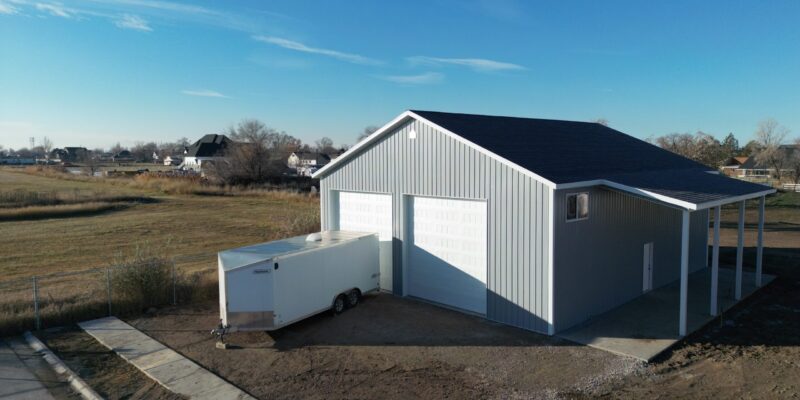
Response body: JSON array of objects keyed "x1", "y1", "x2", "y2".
[
  {"x1": 333, "y1": 294, "x2": 346, "y2": 315},
  {"x1": 346, "y1": 289, "x2": 360, "y2": 308}
]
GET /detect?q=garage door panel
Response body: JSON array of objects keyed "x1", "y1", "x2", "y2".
[
  {"x1": 337, "y1": 191, "x2": 393, "y2": 291},
  {"x1": 408, "y1": 196, "x2": 487, "y2": 315}
]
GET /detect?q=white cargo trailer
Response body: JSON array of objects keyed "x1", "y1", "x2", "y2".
[{"x1": 218, "y1": 231, "x2": 380, "y2": 331}]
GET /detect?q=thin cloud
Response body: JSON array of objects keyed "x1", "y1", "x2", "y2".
[
  {"x1": 181, "y1": 89, "x2": 229, "y2": 98},
  {"x1": 36, "y1": 2, "x2": 76, "y2": 18},
  {"x1": 380, "y1": 72, "x2": 443, "y2": 85},
  {"x1": 253, "y1": 36, "x2": 382, "y2": 66},
  {"x1": 115, "y1": 14, "x2": 151, "y2": 31},
  {"x1": 408, "y1": 56, "x2": 525, "y2": 72},
  {"x1": 0, "y1": 1, "x2": 19, "y2": 14}
]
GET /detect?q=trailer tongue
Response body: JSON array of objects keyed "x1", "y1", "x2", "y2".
[{"x1": 216, "y1": 231, "x2": 380, "y2": 333}]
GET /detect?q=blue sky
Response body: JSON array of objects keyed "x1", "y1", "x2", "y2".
[{"x1": 1, "y1": 0, "x2": 798, "y2": 150}]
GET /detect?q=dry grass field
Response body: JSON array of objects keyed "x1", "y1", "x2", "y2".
[{"x1": 0, "y1": 167, "x2": 320, "y2": 281}]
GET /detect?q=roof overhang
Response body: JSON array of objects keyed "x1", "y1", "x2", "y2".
[{"x1": 556, "y1": 179, "x2": 775, "y2": 211}]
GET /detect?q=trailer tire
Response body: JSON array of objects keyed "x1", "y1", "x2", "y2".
[
  {"x1": 333, "y1": 294, "x2": 346, "y2": 315},
  {"x1": 346, "y1": 289, "x2": 360, "y2": 308}
]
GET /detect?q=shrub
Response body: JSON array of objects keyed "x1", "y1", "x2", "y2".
[{"x1": 111, "y1": 245, "x2": 175, "y2": 313}]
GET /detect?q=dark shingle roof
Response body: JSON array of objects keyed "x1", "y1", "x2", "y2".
[
  {"x1": 185, "y1": 134, "x2": 233, "y2": 157},
  {"x1": 412, "y1": 110, "x2": 710, "y2": 184},
  {"x1": 411, "y1": 110, "x2": 773, "y2": 206}
]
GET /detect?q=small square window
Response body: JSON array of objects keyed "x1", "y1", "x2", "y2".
[{"x1": 566, "y1": 193, "x2": 589, "y2": 222}]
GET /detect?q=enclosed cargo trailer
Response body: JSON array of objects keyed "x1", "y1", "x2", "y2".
[{"x1": 218, "y1": 231, "x2": 380, "y2": 331}]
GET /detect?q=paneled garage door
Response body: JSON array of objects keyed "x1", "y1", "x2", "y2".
[
  {"x1": 337, "y1": 191, "x2": 393, "y2": 291},
  {"x1": 407, "y1": 196, "x2": 487, "y2": 315}
]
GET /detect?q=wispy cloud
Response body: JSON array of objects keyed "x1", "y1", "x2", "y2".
[
  {"x1": 115, "y1": 13, "x2": 151, "y2": 31},
  {"x1": 408, "y1": 56, "x2": 525, "y2": 72},
  {"x1": 0, "y1": 1, "x2": 19, "y2": 15},
  {"x1": 253, "y1": 36, "x2": 382, "y2": 66},
  {"x1": 181, "y1": 89, "x2": 229, "y2": 98},
  {"x1": 36, "y1": 2, "x2": 77, "y2": 18},
  {"x1": 380, "y1": 72, "x2": 443, "y2": 85}
]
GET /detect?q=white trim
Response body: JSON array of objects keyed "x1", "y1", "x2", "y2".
[
  {"x1": 679, "y1": 209, "x2": 690, "y2": 337},
  {"x1": 312, "y1": 110, "x2": 558, "y2": 189},
  {"x1": 547, "y1": 187, "x2": 555, "y2": 335},
  {"x1": 555, "y1": 179, "x2": 775, "y2": 211}
]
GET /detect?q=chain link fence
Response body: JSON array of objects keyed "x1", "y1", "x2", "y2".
[{"x1": 0, "y1": 253, "x2": 219, "y2": 336}]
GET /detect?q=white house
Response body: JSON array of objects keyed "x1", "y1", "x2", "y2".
[{"x1": 183, "y1": 134, "x2": 233, "y2": 171}]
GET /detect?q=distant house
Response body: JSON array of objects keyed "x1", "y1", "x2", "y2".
[
  {"x1": 163, "y1": 155, "x2": 183, "y2": 166},
  {"x1": 183, "y1": 134, "x2": 233, "y2": 171},
  {"x1": 288, "y1": 151, "x2": 332, "y2": 168},
  {"x1": 49, "y1": 147, "x2": 88, "y2": 163},
  {"x1": 736, "y1": 145, "x2": 799, "y2": 178},
  {"x1": 720, "y1": 156, "x2": 749, "y2": 177},
  {"x1": 287, "y1": 151, "x2": 332, "y2": 177},
  {"x1": 112, "y1": 150, "x2": 134, "y2": 163}
]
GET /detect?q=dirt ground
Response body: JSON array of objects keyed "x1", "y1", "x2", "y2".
[
  {"x1": 125, "y1": 226, "x2": 800, "y2": 399},
  {"x1": 128, "y1": 295, "x2": 642, "y2": 399},
  {"x1": 37, "y1": 326, "x2": 185, "y2": 400}
]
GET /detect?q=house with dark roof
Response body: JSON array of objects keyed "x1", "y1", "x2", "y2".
[
  {"x1": 183, "y1": 134, "x2": 233, "y2": 171},
  {"x1": 287, "y1": 151, "x2": 332, "y2": 177},
  {"x1": 720, "y1": 156, "x2": 749, "y2": 177},
  {"x1": 311, "y1": 110, "x2": 774, "y2": 354},
  {"x1": 736, "y1": 145, "x2": 799, "y2": 178},
  {"x1": 112, "y1": 150, "x2": 134, "y2": 163}
]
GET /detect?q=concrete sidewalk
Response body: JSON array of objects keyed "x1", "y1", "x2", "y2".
[
  {"x1": 0, "y1": 339, "x2": 55, "y2": 400},
  {"x1": 79, "y1": 316, "x2": 253, "y2": 400}
]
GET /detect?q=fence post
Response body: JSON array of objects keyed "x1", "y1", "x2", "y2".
[
  {"x1": 106, "y1": 267, "x2": 112, "y2": 316},
  {"x1": 32, "y1": 276, "x2": 40, "y2": 331},
  {"x1": 172, "y1": 262, "x2": 177, "y2": 305}
]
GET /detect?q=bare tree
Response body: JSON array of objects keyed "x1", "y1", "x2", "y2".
[
  {"x1": 208, "y1": 119, "x2": 301, "y2": 184},
  {"x1": 594, "y1": 118, "x2": 609, "y2": 127},
  {"x1": 41, "y1": 136, "x2": 53, "y2": 156},
  {"x1": 654, "y1": 131, "x2": 727, "y2": 168},
  {"x1": 314, "y1": 137, "x2": 335, "y2": 153},
  {"x1": 754, "y1": 118, "x2": 790, "y2": 179},
  {"x1": 357, "y1": 125, "x2": 379, "y2": 142}
]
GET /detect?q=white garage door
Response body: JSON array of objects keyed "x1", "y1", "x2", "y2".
[
  {"x1": 407, "y1": 196, "x2": 487, "y2": 315},
  {"x1": 337, "y1": 191, "x2": 393, "y2": 291}
]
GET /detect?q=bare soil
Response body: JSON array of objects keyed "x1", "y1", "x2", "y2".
[
  {"x1": 37, "y1": 326, "x2": 185, "y2": 400},
  {"x1": 128, "y1": 296, "x2": 641, "y2": 400},
  {"x1": 123, "y1": 211, "x2": 800, "y2": 399}
]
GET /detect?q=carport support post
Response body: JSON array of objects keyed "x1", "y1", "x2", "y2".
[
  {"x1": 756, "y1": 196, "x2": 765, "y2": 287},
  {"x1": 710, "y1": 206, "x2": 721, "y2": 316},
  {"x1": 735, "y1": 201, "x2": 745, "y2": 300},
  {"x1": 679, "y1": 209, "x2": 690, "y2": 337}
]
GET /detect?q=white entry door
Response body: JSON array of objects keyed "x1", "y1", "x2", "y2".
[
  {"x1": 407, "y1": 196, "x2": 487, "y2": 315},
  {"x1": 643, "y1": 242, "x2": 654, "y2": 292},
  {"x1": 337, "y1": 191, "x2": 393, "y2": 291}
]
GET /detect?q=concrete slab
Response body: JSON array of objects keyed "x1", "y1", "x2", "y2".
[
  {"x1": 558, "y1": 268, "x2": 775, "y2": 362},
  {"x1": 0, "y1": 339, "x2": 55, "y2": 400},
  {"x1": 79, "y1": 316, "x2": 254, "y2": 400}
]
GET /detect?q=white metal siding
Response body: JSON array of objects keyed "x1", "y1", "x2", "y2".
[{"x1": 320, "y1": 119, "x2": 552, "y2": 334}]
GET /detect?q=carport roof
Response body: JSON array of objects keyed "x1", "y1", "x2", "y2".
[{"x1": 313, "y1": 110, "x2": 775, "y2": 210}]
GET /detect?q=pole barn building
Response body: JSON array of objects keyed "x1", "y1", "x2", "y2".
[{"x1": 312, "y1": 110, "x2": 774, "y2": 337}]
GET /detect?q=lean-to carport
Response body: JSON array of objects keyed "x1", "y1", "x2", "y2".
[{"x1": 558, "y1": 168, "x2": 776, "y2": 338}]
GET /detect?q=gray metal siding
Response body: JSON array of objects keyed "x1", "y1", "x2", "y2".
[
  {"x1": 320, "y1": 119, "x2": 552, "y2": 334},
  {"x1": 551, "y1": 187, "x2": 709, "y2": 332}
]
